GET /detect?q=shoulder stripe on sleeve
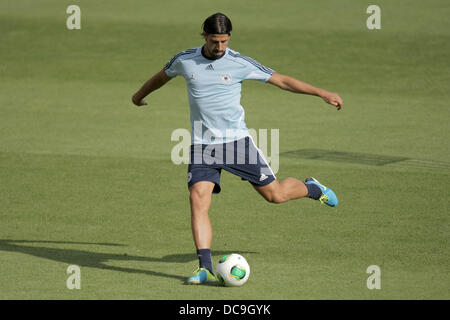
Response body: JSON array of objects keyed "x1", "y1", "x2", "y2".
[
  {"x1": 228, "y1": 52, "x2": 275, "y2": 75},
  {"x1": 164, "y1": 48, "x2": 197, "y2": 70}
]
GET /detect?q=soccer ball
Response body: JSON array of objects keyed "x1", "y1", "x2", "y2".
[{"x1": 216, "y1": 253, "x2": 250, "y2": 287}]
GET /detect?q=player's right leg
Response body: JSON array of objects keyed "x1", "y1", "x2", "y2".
[
  {"x1": 185, "y1": 141, "x2": 223, "y2": 284},
  {"x1": 186, "y1": 181, "x2": 217, "y2": 284},
  {"x1": 189, "y1": 181, "x2": 214, "y2": 251}
]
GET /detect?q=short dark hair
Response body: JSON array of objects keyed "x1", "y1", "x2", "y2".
[{"x1": 202, "y1": 13, "x2": 232, "y2": 35}]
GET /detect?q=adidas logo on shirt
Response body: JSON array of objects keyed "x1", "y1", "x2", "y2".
[{"x1": 205, "y1": 64, "x2": 214, "y2": 70}]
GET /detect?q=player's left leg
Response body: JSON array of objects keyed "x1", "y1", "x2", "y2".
[
  {"x1": 253, "y1": 178, "x2": 307, "y2": 203},
  {"x1": 221, "y1": 136, "x2": 338, "y2": 207},
  {"x1": 253, "y1": 177, "x2": 338, "y2": 207}
]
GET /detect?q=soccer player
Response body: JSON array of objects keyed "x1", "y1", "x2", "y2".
[{"x1": 132, "y1": 13, "x2": 343, "y2": 284}]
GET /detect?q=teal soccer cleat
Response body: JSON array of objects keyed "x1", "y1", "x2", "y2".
[
  {"x1": 305, "y1": 177, "x2": 338, "y2": 207},
  {"x1": 186, "y1": 268, "x2": 217, "y2": 285}
]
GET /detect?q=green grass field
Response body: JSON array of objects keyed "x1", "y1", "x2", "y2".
[{"x1": 1, "y1": 0, "x2": 449, "y2": 299}]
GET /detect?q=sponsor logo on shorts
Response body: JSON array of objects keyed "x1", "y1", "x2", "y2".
[{"x1": 171, "y1": 122, "x2": 279, "y2": 175}]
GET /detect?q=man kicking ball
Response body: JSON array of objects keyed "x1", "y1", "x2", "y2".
[{"x1": 132, "y1": 13, "x2": 343, "y2": 284}]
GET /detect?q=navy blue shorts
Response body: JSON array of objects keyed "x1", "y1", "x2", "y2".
[{"x1": 187, "y1": 136, "x2": 276, "y2": 194}]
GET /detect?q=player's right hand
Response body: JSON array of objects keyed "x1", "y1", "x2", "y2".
[
  {"x1": 136, "y1": 99, "x2": 148, "y2": 106},
  {"x1": 132, "y1": 94, "x2": 148, "y2": 106}
]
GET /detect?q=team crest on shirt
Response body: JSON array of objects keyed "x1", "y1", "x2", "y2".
[{"x1": 220, "y1": 74, "x2": 232, "y2": 84}]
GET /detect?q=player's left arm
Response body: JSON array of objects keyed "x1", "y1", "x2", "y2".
[{"x1": 268, "y1": 72, "x2": 343, "y2": 110}]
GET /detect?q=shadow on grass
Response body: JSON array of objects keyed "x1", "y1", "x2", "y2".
[
  {"x1": 281, "y1": 148, "x2": 450, "y2": 170},
  {"x1": 0, "y1": 239, "x2": 257, "y2": 283}
]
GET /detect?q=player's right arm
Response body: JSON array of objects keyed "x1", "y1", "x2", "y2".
[{"x1": 132, "y1": 69, "x2": 172, "y2": 106}]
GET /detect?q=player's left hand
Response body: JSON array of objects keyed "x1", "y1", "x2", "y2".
[{"x1": 321, "y1": 91, "x2": 343, "y2": 110}]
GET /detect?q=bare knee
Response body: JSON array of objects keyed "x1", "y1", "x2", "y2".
[
  {"x1": 189, "y1": 182, "x2": 214, "y2": 208},
  {"x1": 265, "y1": 193, "x2": 288, "y2": 204},
  {"x1": 261, "y1": 189, "x2": 289, "y2": 204},
  {"x1": 190, "y1": 188, "x2": 207, "y2": 203},
  {"x1": 190, "y1": 187, "x2": 209, "y2": 201},
  {"x1": 255, "y1": 181, "x2": 289, "y2": 204}
]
